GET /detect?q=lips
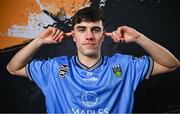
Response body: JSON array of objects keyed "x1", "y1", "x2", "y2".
[
  {"x1": 83, "y1": 43, "x2": 95, "y2": 46},
  {"x1": 82, "y1": 43, "x2": 96, "y2": 49}
]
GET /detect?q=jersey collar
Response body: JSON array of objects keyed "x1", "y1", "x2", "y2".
[{"x1": 75, "y1": 56, "x2": 103, "y2": 71}]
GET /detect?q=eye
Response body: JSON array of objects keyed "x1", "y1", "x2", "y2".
[
  {"x1": 77, "y1": 28, "x2": 85, "y2": 32},
  {"x1": 92, "y1": 28, "x2": 101, "y2": 33}
]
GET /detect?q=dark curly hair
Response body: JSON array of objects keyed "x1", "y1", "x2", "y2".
[{"x1": 71, "y1": 7, "x2": 105, "y2": 29}]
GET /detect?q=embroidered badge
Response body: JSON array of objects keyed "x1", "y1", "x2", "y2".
[
  {"x1": 59, "y1": 64, "x2": 68, "y2": 79},
  {"x1": 112, "y1": 64, "x2": 122, "y2": 77},
  {"x1": 81, "y1": 91, "x2": 98, "y2": 107}
]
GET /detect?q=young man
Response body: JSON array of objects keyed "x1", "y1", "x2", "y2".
[{"x1": 7, "y1": 7, "x2": 179, "y2": 113}]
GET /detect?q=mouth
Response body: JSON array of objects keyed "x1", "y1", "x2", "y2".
[
  {"x1": 82, "y1": 43, "x2": 96, "y2": 49},
  {"x1": 83, "y1": 43, "x2": 95, "y2": 46}
]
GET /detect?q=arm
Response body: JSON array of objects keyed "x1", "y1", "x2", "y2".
[
  {"x1": 105, "y1": 26, "x2": 180, "y2": 76},
  {"x1": 6, "y1": 27, "x2": 73, "y2": 77}
]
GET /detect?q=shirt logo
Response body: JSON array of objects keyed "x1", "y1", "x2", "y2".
[
  {"x1": 112, "y1": 64, "x2": 122, "y2": 77},
  {"x1": 59, "y1": 64, "x2": 68, "y2": 79},
  {"x1": 82, "y1": 77, "x2": 98, "y2": 81},
  {"x1": 82, "y1": 72, "x2": 98, "y2": 82},
  {"x1": 81, "y1": 91, "x2": 98, "y2": 107}
]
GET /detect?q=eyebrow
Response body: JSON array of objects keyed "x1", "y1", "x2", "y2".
[
  {"x1": 76, "y1": 26, "x2": 86, "y2": 29},
  {"x1": 76, "y1": 26, "x2": 102, "y2": 30}
]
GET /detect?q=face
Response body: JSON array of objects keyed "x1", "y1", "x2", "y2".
[{"x1": 73, "y1": 21, "x2": 104, "y2": 58}]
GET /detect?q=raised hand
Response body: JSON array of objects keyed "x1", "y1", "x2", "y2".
[
  {"x1": 37, "y1": 27, "x2": 74, "y2": 44},
  {"x1": 104, "y1": 26, "x2": 142, "y2": 43}
]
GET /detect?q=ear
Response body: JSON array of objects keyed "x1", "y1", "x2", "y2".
[
  {"x1": 71, "y1": 30, "x2": 75, "y2": 37},
  {"x1": 102, "y1": 32, "x2": 105, "y2": 42},
  {"x1": 71, "y1": 30, "x2": 76, "y2": 42}
]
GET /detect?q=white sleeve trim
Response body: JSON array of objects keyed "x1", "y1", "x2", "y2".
[
  {"x1": 145, "y1": 57, "x2": 154, "y2": 79},
  {"x1": 25, "y1": 64, "x2": 33, "y2": 81}
]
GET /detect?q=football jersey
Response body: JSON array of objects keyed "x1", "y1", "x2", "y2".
[{"x1": 26, "y1": 53, "x2": 153, "y2": 113}]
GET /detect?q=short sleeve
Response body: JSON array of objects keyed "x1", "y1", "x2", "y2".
[
  {"x1": 129, "y1": 55, "x2": 153, "y2": 90},
  {"x1": 26, "y1": 58, "x2": 55, "y2": 90}
]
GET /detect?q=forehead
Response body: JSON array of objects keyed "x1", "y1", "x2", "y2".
[{"x1": 74, "y1": 21, "x2": 103, "y2": 29}]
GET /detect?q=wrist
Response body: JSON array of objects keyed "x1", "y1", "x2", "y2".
[
  {"x1": 134, "y1": 34, "x2": 146, "y2": 44},
  {"x1": 32, "y1": 37, "x2": 45, "y2": 47}
]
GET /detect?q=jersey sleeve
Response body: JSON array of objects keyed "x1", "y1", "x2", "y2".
[
  {"x1": 26, "y1": 58, "x2": 56, "y2": 90},
  {"x1": 128, "y1": 55, "x2": 153, "y2": 90},
  {"x1": 110, "y1": 53, "x2": 153, "y2": 91}
]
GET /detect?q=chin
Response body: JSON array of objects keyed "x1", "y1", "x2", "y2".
[{"x1": 83, "y1": 51, "x2": 99, "y2": 57}]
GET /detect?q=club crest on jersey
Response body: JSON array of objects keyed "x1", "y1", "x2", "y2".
[
  {"x1": 112, "y1": 64, "x2": 122, "y2": 78},
  {"x1": 81, "y1": 91, "x2": 98, "y2": 107},
  {"x1": 59, "y1": 64, "x2": 68, "y2": 79}
]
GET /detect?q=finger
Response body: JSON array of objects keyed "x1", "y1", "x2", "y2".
[
  {"x1": 112, "y1": 31, "x2": 120, "y2": 42},
  {"x1": 119, "y1": 26, "x2": 129, "y2": 38},
  {"x1": 116, "y1": 29, "x2": 122, "y2": 38},
  {"x1": 64, "y1": 31, "x2": 74, "y2": 37},
  {"x1": 47, "y1": 27, "x2": 57, "y2": 36},
  {"x1": 122, "y1": 38, "x2": 125, "y2": 43},
  {"x1": 111, "y1": 36, "x2": 119, "y2": 42},
  {"x1": 105, "y1": 32, "x2": 117, "y2": 42},
  {"x1": 104, "y1": 32, "x2": 118, "y2": 42},
  {"x1": 104, "y1": 32, "x2": 112, "y2": 37},
  {"x1": 52, "y1": 29, "x2": 61, "y2": 40},
  {"x1": 54, "y1": 31, "x2": 64, "y2": 41},
  {"x1": 59, "y1": 31, "x2": 74, "y2": 42},
  {"x1": 112, "y1": 37, "x2": 119, "y2": 42},
  {"x1": 120, "y1": 28, "x2": 128, "y2": 43},
  {"x1": 114, "y1": 31, "x2": 121, "y2": 40},
  {"x1": 115, "y1": 31, "x2": 126, "y2": 43},
  {"x1": 56, "y1": 32, "x2": 65, "y2": 42},
  {"x1": 59, "y1": 36, "x2": 65, "y2": 42}
]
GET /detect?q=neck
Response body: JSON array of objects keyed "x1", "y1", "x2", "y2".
[{"x1": 77, "y1": 54, "x2": 101, "y2": 68}]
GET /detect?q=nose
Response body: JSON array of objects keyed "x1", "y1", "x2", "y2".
[{"x1": 85, "y1": 30, "x2": 94, "y2": 40}]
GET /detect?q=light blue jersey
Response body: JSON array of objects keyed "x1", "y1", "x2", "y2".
[{"x1": 26, "y1": 53, "x2": 153, "y2": 113}]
